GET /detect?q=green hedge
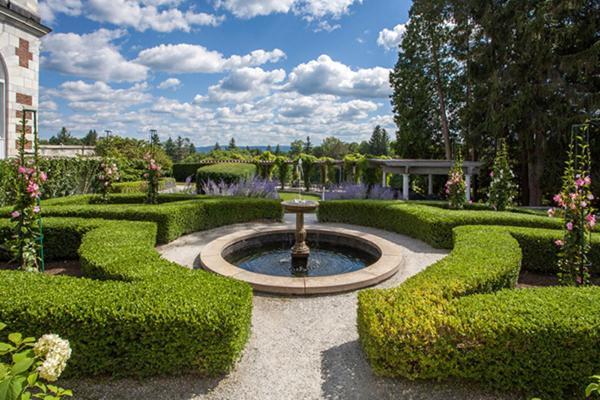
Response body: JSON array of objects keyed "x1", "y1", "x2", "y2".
[
  {"x1": 0, "y1": 195, "x2": 283, "y2": 244},
  {"x1": 0, "y1": 217, "x2": 253, "y2": 377},
  {"x1": 318, "y1": 200, "x2": 564, "y2": 249},
  {"x1": 173, "y1": 163, "x2": 206, "y2": 182},
  {"x1": 196, "y1": 163, "x2": 256, "y2": 193},
  {"x1": 112, "y1": 178, "x2": 176, "y2": 193},
  {"x1": 319, "y1": 201, "x2": 600, "y2": 398}
]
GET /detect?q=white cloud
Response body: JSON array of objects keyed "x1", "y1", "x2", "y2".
[
  {"x1": 158, "y1": 78, "x2": 182, "y2": 90},
  {"x1": 40, "y1": 0, "x2": 223, "y2": 32},
  {"x1": 214, "y1": 0, "x2": 361, "y2": 21},
  {"x1": 136, "y1": 45, "x2": 286, "y2": 73},
  {"x1": 314, "y1": 21, "x2": 340, "y2": 32},
  {"x1": 214, "y1": 0, "x2": 295, "y2": 18},
  {"x1": 285, "y1": 55, "x2": 391, "y2": 98},
  {"x1": 39, "y1": 0, "x2": 82, "y2": 22},
  {"x1": 377, "y1": 22, "x2": 408, "y2": 51},
  {"x1": 49, "y1": 80, "x2": 151, "y2": 112},
  {"x1": 86, "y1": 0, "x2": 224, "y2": 32},
  {"x1": 41, "y1": 29, "x2": 148, "y2": 82},
  {"x1": 205, "y1": 67, "x2": 286, "y2": 103}
]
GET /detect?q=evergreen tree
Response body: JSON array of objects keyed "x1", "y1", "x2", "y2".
[
  {"x1": 368, "y1": 126, "x2": 391, "y2": 156},
  {"x1": 214, "y1": 142, "x2": 221, "y2": 151},
  {"x1": 304, "y1": 136, "x2": 313, "y2": 154},
  {"x1": 228, "y1": 138, "x2": 237, "y2": 150},
  {"x1": 82, "y1": 130, "x2": 98, "y2": 146},
  {"x1": 164, "y1": 137, "x2": 176, "y2": 160},
  {"x1": 274, "y1": 144, "x2": 281, "y2": 155},
  {"x1": 149, "y1": 130, "x2": 160, "y2": 147}
]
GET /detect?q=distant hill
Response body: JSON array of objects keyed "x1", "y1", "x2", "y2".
[{"x1": 195, "y1": 145, "x2": 291, "y2": 154}]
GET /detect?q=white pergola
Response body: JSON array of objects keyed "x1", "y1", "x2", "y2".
[{"x1": 369, "y1": 159, "x2": 483, "y2": 201}]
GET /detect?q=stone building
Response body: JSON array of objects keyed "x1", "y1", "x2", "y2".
[{"x1": 0, "y1": 0, "x2": 50, "y2": 159}]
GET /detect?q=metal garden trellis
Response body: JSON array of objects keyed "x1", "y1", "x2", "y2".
[{"x1": 20, "y1": 107, "x2": 44, "y2": 272}]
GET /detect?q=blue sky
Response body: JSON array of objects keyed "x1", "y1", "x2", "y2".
[{"x1": 39, "y1": 0, "x2": 411, "y2": 146}]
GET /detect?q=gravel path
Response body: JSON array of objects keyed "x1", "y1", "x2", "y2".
[{"x1": 66, "y1": 216, "x2": 513, "y2": 400}]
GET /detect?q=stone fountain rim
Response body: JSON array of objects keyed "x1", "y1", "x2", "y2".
[{"x1": 198, "y1": 226, "x2": 404, "y2": 295}]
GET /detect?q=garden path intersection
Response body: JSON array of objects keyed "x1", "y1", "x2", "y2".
[{"x1": 66, "y1": 217, "x2": 511, "y2": 400}]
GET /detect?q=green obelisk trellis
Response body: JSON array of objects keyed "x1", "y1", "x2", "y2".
[{"x1": 20, "y1": 107, "x2": 44, "y2": 272}]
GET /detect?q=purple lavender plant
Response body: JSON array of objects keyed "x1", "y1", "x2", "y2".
[
  {"x1": 368, "y1": 185, "x2": 396, "y2": 200},
  {"x1": 201, "y1": 177, "x2": 278, "y2": 199}
]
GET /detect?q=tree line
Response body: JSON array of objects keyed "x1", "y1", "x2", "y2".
[{"x1": 390, "y1": 0, "x2": 599, "y2": 205}]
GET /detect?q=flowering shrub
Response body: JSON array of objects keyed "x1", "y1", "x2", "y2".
[
  {"x1": 9, "y1": 128, "x2": 46, "y2": 272},
  {"x1": 96, "y1": 159, "x2": 119, "y2": 202},
  {"x1": 488, "y1": 139, "x2": 517, "y2": 211},
  {"x1": 143, "y1": 153, "x2": 162, "y2": 205},
  {"x1": 549, "y1": 128, "x2": 596, "y2": 286},
  {"x1": 0, "y1": 322, "x2": 72, "y2": 399},
  {"x1": 201, "y1": 177, "x2": 278, "y2": 199},
  {"x1": 445, "y1": 151, "x2": 466, "y2": 209}
]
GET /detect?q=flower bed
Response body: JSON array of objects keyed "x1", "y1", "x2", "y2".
[
  {"x1": 319, "y1": 200, "x2": 600, "y2": 398},
  {"x1": 0, "y1": 203, "x2": 278, "y2": 376}
]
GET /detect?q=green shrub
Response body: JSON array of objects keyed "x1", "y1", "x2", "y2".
[
  {"x1": 112, "y1": 178, "x2": 176, "y2": 194},
  {"x1": 0, "y1": 216, "x2": 254, "y2": 378},
  {"x1": 0, "y1": 195, "x2": 282, "y2": 244},
  {"x1": 0, "y1": 158, "x2": 102, "y2": 207},
  {"x1": 318, "y1": 200, "x2": 563, "y2": 248},
  {"x1": 196, "y1": 163, "x2": 256, "y2": 193},
  {"x1": 172, "y1": 163, "x2": 206, "y2": 182},
  {"x1": 317, "y1": 201, "x2": 600, "y2": 398}
]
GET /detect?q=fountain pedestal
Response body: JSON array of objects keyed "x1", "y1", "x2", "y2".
[{"x1": 281, "y1": 200, "x2": 319, "y2": 273}]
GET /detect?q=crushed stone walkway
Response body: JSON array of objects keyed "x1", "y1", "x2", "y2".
[{"x1": 66, "y1": 216, "x2": 512, "y2": 400}]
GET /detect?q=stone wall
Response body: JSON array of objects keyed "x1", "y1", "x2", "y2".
[{"x1": 39, "y1": 145, "x2": 97, "y2": 158}]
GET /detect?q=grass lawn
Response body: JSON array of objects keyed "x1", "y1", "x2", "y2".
[{"x1": 278, "y1": 192, "x2": 321, "y2": 202}]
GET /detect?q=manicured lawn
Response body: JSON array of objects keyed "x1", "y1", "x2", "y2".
[{"x1": 278, "y1": 192, "x2": 321, "y2": 202}]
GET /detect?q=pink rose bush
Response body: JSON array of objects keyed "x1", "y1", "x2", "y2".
[
  {"x1": 549, "y1": 130, "x2": 596, "y2": 286},
  {"x1": 97, "y1": 159, "x2": 120, "y2": 202},
  {"x1": 10, "y1": 149, "x2": 46, "y2": 272},
  {"x1": 445, "y1": 151, "x2": 466, "y2": 209},
  {"x1": 144, "y1": 153, "x2": 162, "y2": 204}
]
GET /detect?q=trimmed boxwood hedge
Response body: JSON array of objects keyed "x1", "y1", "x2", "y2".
[
  {"x1": 1, "y1": 195, "x2": 283, "y2": 244},
  {"x1": 112, "y1": 178, "x2": 176, "y2": 193},
  {"x1": 318, "y1": 200, "x2": 564, "y2": 249},
  {"x1": 0, "y1": 217, "x2": 253, "y2": 377},
  {"x1": 173, "y1": 163, "x2": 206, "y2": 182},
  {"x1": 196, "y1": 163, "x2": 256, "y2": 193},
  {"x1": 320, "y1": 200, "x2": 600, "y2": 399}
]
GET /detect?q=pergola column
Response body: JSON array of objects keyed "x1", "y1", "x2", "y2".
[
  {"x1": 382, "y1": 170, "x2": 387, "y2": 187},
  {"x1": 402, "y1": 174, "x2": 410, "y2": 200},
  {"x1": 465, "y1": 174, "x2": 472, "y2": 202},
  {"x1": 428, "y1": 174, "x2": 433, "y2": 195}
]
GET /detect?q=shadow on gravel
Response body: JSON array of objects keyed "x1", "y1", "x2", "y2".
[
  {"x1": 320, "y1": 340, "x2": 513, "y2": 400},
  {"x1": 63, "y1": 374, "x2": 223, "y2": 400}
]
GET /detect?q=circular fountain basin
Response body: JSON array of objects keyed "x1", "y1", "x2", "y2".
[{"x1": 199, "y1": 226, "x2": 404, "y2": 295}]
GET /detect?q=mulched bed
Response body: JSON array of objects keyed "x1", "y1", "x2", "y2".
[
  {"x1": 517, "y1": 270, "x2": 600, "y2": 288},
  {"x1": 0, "y1": 260, "x2": 83, "y2": 277}
]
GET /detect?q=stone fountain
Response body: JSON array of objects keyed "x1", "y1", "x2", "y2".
[
  {"x1": 281, "y1": 199, "x2": 319, "y2": 272},
  {"x1": 281, "y1": 158, "x2": 319, "y2": 272}
]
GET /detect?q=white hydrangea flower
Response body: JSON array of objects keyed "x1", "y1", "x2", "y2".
[{"x1": 33, "y1": 334, "x2": 72, "y2": 382}]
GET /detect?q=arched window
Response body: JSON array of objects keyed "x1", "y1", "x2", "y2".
[{"x1": 0, "y1": 56, "x2": 5, "y2": 159}]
